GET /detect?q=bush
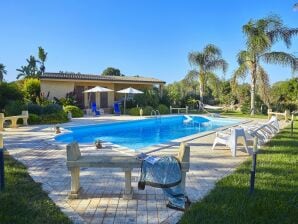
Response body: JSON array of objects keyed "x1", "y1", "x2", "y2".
[
  {"x1": 128, "y1": 107, "x2": 140, "y2": 116},
  {"x1": 28, "y1": 113, "x2": 42, "y2": 124},
  {"x1": 28, "y1": 112, "x2": 68, "y2": 125},
  {"x1": 0, "y1": 82, "x2": 24, "y2": 111},
  {"x1": 28, "y1": 103, "x2": 43, "y2": 115},
  {"x1": 42, "y1": 104, "x2": 63, "y2": 114},
  {"x1": 40, "y1": 111, "x2": 68, "y2": 124},
  {"x1": 143, "y1": 106, "x2": 153, "y2": 116},
  {"x1": 4, "y1": 100, "x2": 25, "y2": 116},
  {"x1": 22, "y1": 78, "x2": 40, "y2": 103},
  {"x1": 63, "y1": 105, "x2": 84, "y2": 118},
  {"x1": 158, "y1": 104, "x2": 169, "y2": 114},
  {"x1": 240, "y1": 99, "x2": 250, "y2": 114}
]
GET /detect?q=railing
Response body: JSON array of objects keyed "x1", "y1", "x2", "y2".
[
  {"x1": 151, "y1": 110, "x2": 161, "y2": 118},
  {"x1": 267, "y1": 109, "x2": 290, "y2": 120},
  {"x1": 170, "y1": 106, "x2": 189, "y2": 114}
]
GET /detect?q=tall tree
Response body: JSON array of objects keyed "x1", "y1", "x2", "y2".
[
  {"x1": 16, "y1": 56, "x2": 39, "y2": 79},
  {"x1": 101, "y1": 67, "x2": 122, "y2": 76},
  {"x1": 188, "y1": 44, "x2": 227, "y2": 103},
  {"x1": 232, "y1": 15, "x2": 298, "y2": 115},
  {"x1": 0, "y1": 63, "x2": 7, "y2": 83},
  {"x1": 38, "y1": 46, "x2": 47, "y2": 75},
  {"x1": 182, "y1": 70, "x2": 199, "y2": 94}
]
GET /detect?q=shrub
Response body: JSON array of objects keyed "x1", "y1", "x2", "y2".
[
  {"x1": 0, "y1": 82, "x2": 24, "y2": 111},
  {"x1": 240, "y1": 99, "x2": 250, "y2": 114},
  {"x1": 22, "y1": 78, "x2": 40, "y2": 103},
  {"x1": 143, "y1": 106, "x2": 153, "y2": 116},
  {"x1": 4, "y1": 100, "x2": 25, "y2": 116},
  {"x1": 27, "y1": 104, "x2": 43, "y2": 115},
  {"x1": 40, "y1": 111, "x2": 68, "y2": 124},
  {"x1": 63, "y1": 105, "x2": 84, "y2": 118},
  {"x1": 158, "y1": 104, "x2": 169, "y2": 114},
  {"x1": 28, "y1": 113, "x2": 42, "y2": 124},
  {"x1": 128, "y1": 107, "x2": 140, "y2": 116},
  {"x1": 42, "y1": 104, "x2": 63, "y2": 114}
]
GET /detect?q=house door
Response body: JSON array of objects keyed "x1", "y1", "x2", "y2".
[{"x1": 100, "y1": 92, "x2": 108, "y2": 108}]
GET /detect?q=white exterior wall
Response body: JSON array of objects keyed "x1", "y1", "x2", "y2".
[{"x1": 40, "y1": 80, "x2": 75, "y2": 100}]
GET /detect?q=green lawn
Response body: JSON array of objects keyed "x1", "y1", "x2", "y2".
[
  {"x1": 221, "y1": 110, "x2": 268, "y2": 119},
  {"x1": 188, "y1": 109, "x2": 269, "y2": 119},
  {"x1": 0, "y1": 153, "x2": 72, "y2": 224},
  {"x1": 181, "y1": 122, "x2": 298, "y2": 224}
]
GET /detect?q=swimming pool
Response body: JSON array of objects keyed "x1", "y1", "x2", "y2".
[{"x1": 56, "y1": 116, "x2": 240, "y2": 150}]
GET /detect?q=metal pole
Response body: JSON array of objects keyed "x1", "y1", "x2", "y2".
[
  {"x1": 291, "y1": 114, "x2": 294, "y2": 136},
  {"x1": 249, "y1": 136, "x2": 258, "y2": 194},
  {"x1": 0, "y1": 133, "x2": 4, "y2": 191}
]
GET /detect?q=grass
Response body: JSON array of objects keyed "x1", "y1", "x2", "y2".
[
  {"x1": 180, "y1": 122, "x2": 298, "y2": 224},
  {"x1": 221, "y1": 110, "x2": 268, "y2": 119},
  {"x1": 0, "y1": 153, "x2": 72, "y2": 224},
  {"x1": 188, "y1": 109, "x2": 268, "y2": 119}
]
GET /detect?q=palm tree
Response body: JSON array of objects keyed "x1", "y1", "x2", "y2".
[
  {"x1": 38, "y1": 47, "x2": 47, "y2": 75},
  {"x1": 16, "y1": 56, "x2": 39, "y2": 79},
  {"x1": 182, "y1": 69, "x2": 199, "y2": 94},
  {"x1": 0, "y1": 63, "x2": 7, "y2": 83},
  {"x1": 188, "y1": 44, "x2": 228, "y2": 104},
  {"x1": 232, "y1": 15, "x2": 298, "y2": 115}
]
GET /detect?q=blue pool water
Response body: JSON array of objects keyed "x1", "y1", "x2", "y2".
[{"x1": 56, "y1": 116, "x2": 240, "y2": 150}]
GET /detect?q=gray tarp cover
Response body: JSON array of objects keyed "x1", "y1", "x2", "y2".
[{"x1": 139, "y1": 156, "x2": 187, "y2": 210}]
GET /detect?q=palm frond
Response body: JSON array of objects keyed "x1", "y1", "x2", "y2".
[
  {"x1": 256, "y1": 65, "x2": 271, "y2": 105},
  {"x1": 0, "y1": 63, "x2": 7, "y2": 74},
  {"x1": 206, "y1": 72, "x2": 220, "y2": 97},
  {"x1": 261, "y1": 52, "x2": 297, "y2": 71},
  {"x1": 188, "y1": 52, "x2": 204, "y2": 68},
  {"x1": 203, "y1": 44, "x2": 221, "y2": 57},
  {"x1": 233, "y1": 63, "x2": 249, "y2": 80},
  {"x1": 267, "y1": 28, "x2": 298, "y2": 48},
  {"x1": 38, "y1": 46, "x2": 47, "y2": 62},
  {"x1": 206, "y1": 59, "x2": 228, "y2": 73},
  {"x1": 237, "y1": 51, "x2": 253, "y2": 64}
]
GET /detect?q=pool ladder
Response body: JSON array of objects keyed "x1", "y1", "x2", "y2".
[{"x1": 151, "y1": 110, "x2": 160, "y2": 118}]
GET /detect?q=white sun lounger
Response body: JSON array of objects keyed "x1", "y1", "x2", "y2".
[{"x1": 212, "y1": 128, "x2": 249, "y2": 157}]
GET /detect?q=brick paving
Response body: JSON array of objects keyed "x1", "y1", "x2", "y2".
[{"x1": 2, "y1": 116, "x2": 259, "y2": 224}]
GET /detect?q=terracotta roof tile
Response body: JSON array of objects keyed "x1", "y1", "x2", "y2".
[{"x1": 41, "y1": 72, "x2": 166, "y2": 84}]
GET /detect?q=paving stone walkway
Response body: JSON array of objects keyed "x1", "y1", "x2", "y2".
[{"x1": 3, "y1": 116, "x2": 256, "y2": 224}]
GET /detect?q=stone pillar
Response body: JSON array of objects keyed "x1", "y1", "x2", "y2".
[
  {"x1": 69, "y1": 167, "x2": 80, "y2": 199},
  {"x1": 22, "y1": 111, "x2": 29, "y2": 125},
  {"x1": 123, "y1": 168, "x2": 133, "y2": 199},
  {"x1": 96, "y1": 92, "x2": 100, "y2": 108},
  {"x1": 84, "y1": 86, "x2": 89, "y2": 108}
]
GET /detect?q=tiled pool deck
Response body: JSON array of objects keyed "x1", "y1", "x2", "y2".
[{"x1": 2, "y1": 115, "x2": 274, "y2": 224}]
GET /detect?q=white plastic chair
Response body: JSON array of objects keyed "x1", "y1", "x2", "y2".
[{"x1": 212, "y1": 128, "x2": 249, "y2": 157}]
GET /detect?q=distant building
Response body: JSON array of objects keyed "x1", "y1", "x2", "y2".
[{"x1": 40, "y1": 72, "x2": 165, "y2": 110}]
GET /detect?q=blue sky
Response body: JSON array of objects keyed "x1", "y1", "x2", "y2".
[{"x1": 0, "y1": 0, "x2": 297, "y2": 84}]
